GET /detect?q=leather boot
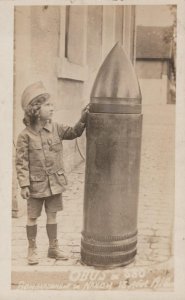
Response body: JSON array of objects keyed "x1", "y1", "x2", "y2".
[
  {"x1": 46, "y1": 224, "x2": 68, "y2": 260},
  {"x1": 26, "y1": 225, "x2": 38, "y2": 265},
  {"x1": 27, "y1": 239, "x2": 39, "y2": 265},
  {"x1": 48, "y1": 239, "x2": 68, "y2": 260}
]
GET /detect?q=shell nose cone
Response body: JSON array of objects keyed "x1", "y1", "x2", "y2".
[{"x1": 90, "y1": 43, "x2": 141, "y2": 102}]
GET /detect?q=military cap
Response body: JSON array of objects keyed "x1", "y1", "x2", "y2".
[{"x1": 21, "y1": 81, "x2": 50, "y2": 110}]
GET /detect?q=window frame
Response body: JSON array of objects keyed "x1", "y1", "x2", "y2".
[{"x1": 57, "y1": 6, "x2": 88, "y2": 82}]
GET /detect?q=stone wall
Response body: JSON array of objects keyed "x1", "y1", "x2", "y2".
[{"x1": 13, "y1": 5, "x2": 136, "y2": 216}]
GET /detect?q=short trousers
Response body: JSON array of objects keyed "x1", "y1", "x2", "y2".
[{"x1": 27, "y1": 194, "x2": 63, "y2": 218}]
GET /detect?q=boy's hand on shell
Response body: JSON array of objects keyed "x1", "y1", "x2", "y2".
[
  {"x1": 81, "y1": 104, "x2": 90, "y2": 123},
  {"x1": 21, "y1": 187, "x2": 30, "y2": 200}
]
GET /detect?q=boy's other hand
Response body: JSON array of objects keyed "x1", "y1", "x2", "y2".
[
  {"x1": 80, "y1": 104, "x2": 90, "y2": 123},
  {"x1": 21, "y1": 186, "x2": 30, "y2": 200}
]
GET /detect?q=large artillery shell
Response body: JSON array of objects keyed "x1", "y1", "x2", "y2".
[{"x1": 81, "y1": 43, "x2": 142, "y2": 268}]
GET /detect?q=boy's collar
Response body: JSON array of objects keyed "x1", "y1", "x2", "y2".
[
  {"x1": 43, "y1": 121, "x2": 52, "y2": 132},
  {"x1": 27, "y1": 121, "x2": 52, "y2": 134}
]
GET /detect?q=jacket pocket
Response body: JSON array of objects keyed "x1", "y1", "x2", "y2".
[
  {"x1": 29, "y1": 141, "x2": 42, "y2": 150},
  {"x1": 50, "y1": 138, "x2": 62, "y2": 152},
  {"x1": 29, "y1": 173, "x2": 47, "y2": 195},
  {"x1": 56, "y1": 169, "x2": 68, "y2": 186}
]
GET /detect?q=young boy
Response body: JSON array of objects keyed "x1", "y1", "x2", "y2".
[{"x1": 16, "y1": 81, "x2": 89, "y2": 265}]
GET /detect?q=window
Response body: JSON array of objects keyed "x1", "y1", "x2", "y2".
[{"x1": 57, "y1": 6, "x2": 88, "y2": 81}]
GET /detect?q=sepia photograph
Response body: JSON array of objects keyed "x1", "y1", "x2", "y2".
[
  {"x1": 1, "y1": 0, "x2": 185, "y2": 299},
  {"x1": 11, "y1": 3, "x2": 176, "y2": 291}
]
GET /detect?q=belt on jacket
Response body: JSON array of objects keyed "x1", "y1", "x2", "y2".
[{"x1": 43, "y1": 167, "x2": 64, "y2": 175}]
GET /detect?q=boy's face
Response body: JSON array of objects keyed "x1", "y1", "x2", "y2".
[{"x1": 39, "y1": 98, "x2": 54, "y2": 121}]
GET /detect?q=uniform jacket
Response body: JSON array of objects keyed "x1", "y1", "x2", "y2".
[{"x1": 16, "y1": 120, "x2": 85, "y2": 198}]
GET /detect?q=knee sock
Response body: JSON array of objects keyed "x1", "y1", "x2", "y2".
[
  {"x1": 26, "y1": 225, "x2": 37, "y2": 247},
  {"x1": 46, "y1": 224, "x2": 57, "y2": 245}
]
